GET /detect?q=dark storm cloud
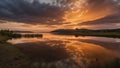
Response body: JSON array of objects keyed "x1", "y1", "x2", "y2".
[{"x1": 0, "y1": 0, "x2": 66, "y2": 25}]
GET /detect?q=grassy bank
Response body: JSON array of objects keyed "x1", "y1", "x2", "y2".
[
  {"x1": 0, "y1": 43, "x2": 31, "y2": 68},
  {"x1": 0, "y1": 34, "x2": 32, "y2": 68},
  {"x1": 88, "y1": 58, "x2": 120, "y2": 68},
  {"x1": 0, "y1": 35, "x2": 8, "y2": 43},
  {"x1": 0, "y1": 30, "x2": 45, "y2": 68}
]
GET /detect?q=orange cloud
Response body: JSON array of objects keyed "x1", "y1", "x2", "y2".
[{"x1": 63, "y1": 0, "x2": 116, "y2": 25}]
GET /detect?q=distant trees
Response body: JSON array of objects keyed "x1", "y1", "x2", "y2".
[
  {"x1": 23, "y1": 34, "x2": 43, "y2": 38},
  {"x1": 0, "y1": 30, "x2": 21, "y2": 38},
  {"x1": 51, "y1": 28, "x2": 120, "y2": 38},
  {"x1": 0, "y1": 30, "x2": 43, "y2": 38}
]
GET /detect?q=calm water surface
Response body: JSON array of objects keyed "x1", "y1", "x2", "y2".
[{"x1": 8, "y1": 33, "x2": 120, "y2": 68}]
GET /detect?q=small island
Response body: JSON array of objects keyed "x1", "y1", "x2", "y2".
[
  {"x1": 0, "y1": 30, "x2": 43, "y2": 39},
  {"x1": 51, "y1": 28, "x2": 120, "y2": 38}
]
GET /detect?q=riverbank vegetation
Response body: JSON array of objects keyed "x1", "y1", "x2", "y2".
[
  {"x1": 0, "y1": 30, "x2": 21, "y2": 38},
  {"x1": 0, "y1": 30, "x2": 43, "y2": 39},
  {"x1": 0, "y1": 31, "x2": 31, "y2": 68},
  {"x1": 22, "y1": 34, "x2": 43, "y2": 38},
  {"x1": 0, "y1": 30, "x2": 43, "y2": 68},
  {"x1": 52, "y1": 28, "x2": 120, "y2": 38}
]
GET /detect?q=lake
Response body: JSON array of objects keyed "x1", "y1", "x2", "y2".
[{"x1": 8, "y1": 33, "x2": 120, "y2": 68}]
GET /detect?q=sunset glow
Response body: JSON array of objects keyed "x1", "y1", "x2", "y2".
[
  {"x1": 0, "y1": 0, "x2": 120, "y2": 68},
  {"x1": 0, "y1": 0, "x2": 120, "y2": 31}
]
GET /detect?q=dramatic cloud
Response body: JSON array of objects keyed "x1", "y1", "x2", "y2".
[
  {"x1": 0, "y1": 0, "x2": 67, "y2": 25},
  {"x1": 77, "y1": 0, "x2": 120, "y2": 28},
  {"x1": 0, "y1": 0, "x2": 85, "y2": 25},
  {"x1": 63, "y1": 0, "x2": 119, "y2": 24},
  {"x1": 0, "y1": 0, "x2": 120, "y2": 26}
]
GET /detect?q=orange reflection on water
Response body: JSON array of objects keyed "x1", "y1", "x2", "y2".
[
  {"x1": 65, "y1": 42, "x2": 116, "y2": 68},
  {"x1": 8, "y1": 33, "x2": 120, "y2": 68}
]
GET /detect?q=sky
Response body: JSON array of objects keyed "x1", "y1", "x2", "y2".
[{"x1": 0, "y1": 0, "x2": 120, "y2": 32}]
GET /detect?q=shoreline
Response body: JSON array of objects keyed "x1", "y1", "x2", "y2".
[{"x1": 51, "y1": 29, "x2": 120, "y2": 38}]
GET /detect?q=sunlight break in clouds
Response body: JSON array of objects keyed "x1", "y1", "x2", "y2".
[{"x1": 64, "y1": 0, "x2": 117, "y2": 24}]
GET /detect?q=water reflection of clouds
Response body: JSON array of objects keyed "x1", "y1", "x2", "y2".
[
  {"x1": 80, "y1": 39, "x2": 120, "y2": 57},
  {"x1": 65, "y1": 42, "x2": 116, "y2": 68},
  {"x1": 15, "y1": 40, "x2": 69, "y2": 62},
  {"x1": 116, "y1": 39, "x2": 120, "y2": 42},
  {"x1": 13, "y1": 38, "x2": 119, "y2": 68},
  {"x1": 8, "y1": 37, "x2": 43, "y2": 44},
  {"x1": 8, "y1": 33, "x2": 120, "y2": 68}
]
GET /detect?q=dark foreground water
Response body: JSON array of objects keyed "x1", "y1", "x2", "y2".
[{"x1": 8, "y1": 33, "x2": 120, "y2": 68}]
